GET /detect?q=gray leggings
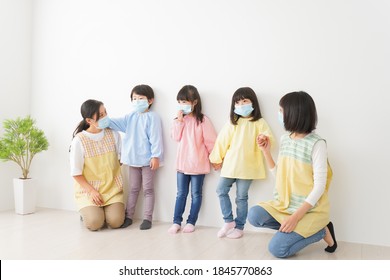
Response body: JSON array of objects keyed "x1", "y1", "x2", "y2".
[{"x1": 126, "y1": 166, "x2": 156, "y2": 221}]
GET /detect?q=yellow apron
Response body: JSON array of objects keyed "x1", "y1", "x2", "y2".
[
  {"x1": 74, "y1": 129, "x2": 124, "y2": 210},
  {"x1": 260, "y1": 133, "x2": 333, "y2": 237}
]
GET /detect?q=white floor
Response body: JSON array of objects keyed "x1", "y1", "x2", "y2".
[{"x1": 1, "y1": 208, "x2": 390, "y2": 260}]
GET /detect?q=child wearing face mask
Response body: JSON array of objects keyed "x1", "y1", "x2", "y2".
[
  {"x1": 109, "y1": 84, "x2": 164, "y2": 230},
  {"x1": 209, "y1": 87, "x2": 274, "y2": 239},
  {"x1": 168, "y1": 85, "x2": 217, "y2": 234},
  {"x1": 69, "y1": 99, "x2": 125, "y2": 231}
]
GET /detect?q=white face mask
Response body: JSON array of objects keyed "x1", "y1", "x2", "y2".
[
  {"x1": 177, "y1": 104, "x2": 192, "y2": 115},
  {"x1": 278, "y1": 111, "x2": 284, "y2": 127},
  {"x1": 97, "y1": 116, "x2": 110, "y2": 129},
  {"x1": 132, "y1": 100, "x2": 149, "y2": 113},
  {"x1": 234, "y1": 103, "x2": 254, "y2": 117}
]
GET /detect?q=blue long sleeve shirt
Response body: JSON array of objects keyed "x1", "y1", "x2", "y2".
[{"x1": 109, "y1": 111, "x2": 164, "y2": 167}]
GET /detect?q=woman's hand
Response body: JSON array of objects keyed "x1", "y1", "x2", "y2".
[
  {"x1": 89, "y1": 188, "x2": 104, "y2": 206},
  {"x1": 279, "y1": 203, "x2": 313, "y2": 233},
  {"x1": 73, "y1": 175, "x2": 104, "y2": 206},
  {"x1": 279, "y1": 215, "x2": 299, "y2": 233}
]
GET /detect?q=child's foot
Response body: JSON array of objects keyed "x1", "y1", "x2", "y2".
[
  {"x1": 120, "y1": 217, "x2": 133, "y2": 228},
  {"x1": 226, "y1": 228, "x2": 244, "y2": 239},
  {"x1": 168, "y1": 224, "x2": 181, "y2": 234},
  {"x1": 217, "y1": 221, "x2": 236, "y2": 238},
  {"x1": 324, "y1": 221, "x2": 337, "y2": 253},
  {"x1": 140, "y1": 219, "x2": 152, "y2": 230},
  {"x1": 182, "y1": 223, "x2": 195, "y2": 233}
]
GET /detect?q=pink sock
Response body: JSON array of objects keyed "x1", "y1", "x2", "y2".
[
  {"x1": 217, "y1": 221, "x2": 236, "y2": 238},
  {"x1": 168, "y1": 224, "x2": 181, "y2": 234},
  {"x1": 226, "y1": 228, "x2": 243, "y2": 239},
  {"x1": 182, "y1": 223, "x2": 195, "y2": 233}
]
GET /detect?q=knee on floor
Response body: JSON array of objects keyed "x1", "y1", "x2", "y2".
[
  {"x1": 106, "y1": 216, "x2": 125, "y2": 229},
  {"x1": 84, "y1": 217, "x2": 105, "y2": 231},
  {"x1": 268, "y1": 241, "x2": 290, "y2": 258}
]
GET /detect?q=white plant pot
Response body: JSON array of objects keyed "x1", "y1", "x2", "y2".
[{"x1": 13, "y1": 178, "x2": 36, "y2": 215}]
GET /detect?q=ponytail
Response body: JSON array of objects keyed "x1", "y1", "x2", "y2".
[{"x1": 72, "y1": 119, "x2": 89, "y2": 138}]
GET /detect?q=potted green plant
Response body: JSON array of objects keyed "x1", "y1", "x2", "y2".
[{"x1": 0, "y1": 116, "x2": 49, "y2": 214}]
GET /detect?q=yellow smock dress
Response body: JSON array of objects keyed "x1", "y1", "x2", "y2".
[
  {"x1": 74, "y1": 129, "x2": 124, "y2": 210},
  {"x1": 209, "y1": 117, "x2": 274, "y2": 179}
]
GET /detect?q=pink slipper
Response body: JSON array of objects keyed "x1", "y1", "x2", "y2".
[
  {"x1": 226, "y1": 228, "x2": 243, "y2": 239},
  {"x1": 182, "y1": 223, "x2": 195, "y2": 233},
  {"x1": 217, "y1": 221, "x2": 236, "y2": 238},
  {"x1": 168, "y1": 224, "x2": 181, "y2": 234}
]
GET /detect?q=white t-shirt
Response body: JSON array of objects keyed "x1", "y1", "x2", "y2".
[{"x1": 69, "y1": 129, "x2": 122, "y2": 176}]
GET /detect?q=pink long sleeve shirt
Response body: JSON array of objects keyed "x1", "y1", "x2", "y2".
[{"x1": 171, "y1": 114, "x2": 217, "y2": 175}]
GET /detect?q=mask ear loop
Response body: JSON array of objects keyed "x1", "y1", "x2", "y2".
[{"x1": 85, "y1": 118, "x2": 93, "y2": 126}]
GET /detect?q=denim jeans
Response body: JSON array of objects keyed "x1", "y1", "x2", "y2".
[
  {"x1": 248, "y1": 205, "x2": 326, "y2": 258},
  {"x1": 216, "y1": 177, "x2": 252, "y2": 230},
  {"x1": 173, "y1": 172, "x2": 205, "y2": 226}
]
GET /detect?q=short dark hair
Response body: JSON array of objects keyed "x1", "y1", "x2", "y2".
[
  {"x1": 279, "y1": 91, "x2": 317, "y2": 133},
  {"x1": 230, "y1": 87, "x2": 262, "y2": 125},
  {"x1": 177, "y1": 85, "x2": 204, "y2": 124},
  {"x1": 130, "y1": 84, "x2": 154, "y2": 108}
]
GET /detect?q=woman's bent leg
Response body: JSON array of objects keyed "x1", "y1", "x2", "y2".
[
  {"x1": 104, "y1": 202, "x2": 125, "y2": 229},
  {"x1": 269, "y1": 229, "x2": 326, "y2": 258},
  {"x1": 247, "y1": 205, "x2": 280, "y2": 230},
  {"x1": 80, "y1": 206, "x2": 105, "y2": 231}
]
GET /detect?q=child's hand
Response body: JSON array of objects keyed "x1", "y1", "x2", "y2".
[
  {"x1": 177, "y1": 110, "x2": 184, "y2": 122},
  {"x1": 150, "y1": 157, "x2": 160, "y2": 170},
  {"x1": 257, "y1": 134, "x2": 267, "y2": 146},
  {"x1": 257, "y1": 134, "x2": 270, "y2": 151},
  {"x1": 211, "y1": 162, "x2": 222, "y2": 171}
]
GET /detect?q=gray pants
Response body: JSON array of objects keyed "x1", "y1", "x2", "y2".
[{"x1": 126, "y1": 166, "x2": 156, "y2": 221}]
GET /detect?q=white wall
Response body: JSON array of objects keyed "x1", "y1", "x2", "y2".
[
  {"x1": 28, "y1": 0, "x2": 390, "y2": 247},
  {"x1": 0, "y1": 0, "x2": 32, "y2": 211}
]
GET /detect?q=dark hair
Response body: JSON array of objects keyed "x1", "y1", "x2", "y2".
[
  {"x1": 279, "y1": 91, "x2": 317, "y2": 133},
  {"x1": 72, "y1": 99, "x2": 103, "y2": 138},
  {"x1": 130, "y1": 84, "x2": 154, "y2": 109},
  {"x1": 177, "y1": 85, "x2": 204, "y2": 125},
  {"x1": 230, "y1": 87, "x2": 262, "y2": 125}
]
